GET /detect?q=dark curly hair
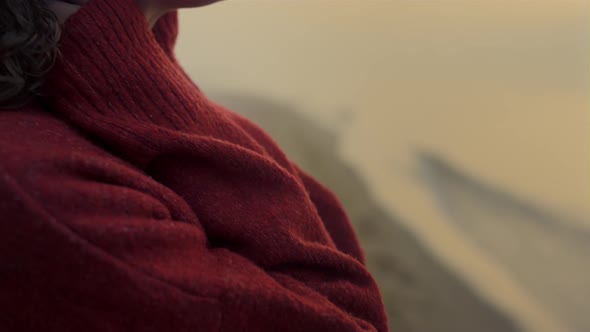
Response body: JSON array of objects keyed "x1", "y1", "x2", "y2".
[{"x1": 0, "y1": 0, "x2": 63, "y2": 110}]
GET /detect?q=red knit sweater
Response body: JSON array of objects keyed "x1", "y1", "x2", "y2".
[{"x1": 0, "y1": 0, "x2": 389, "y2": 331}]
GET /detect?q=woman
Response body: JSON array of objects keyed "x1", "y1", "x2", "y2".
[{"x1": 0, "y1": 0, "x2": 389, "y2": 331}]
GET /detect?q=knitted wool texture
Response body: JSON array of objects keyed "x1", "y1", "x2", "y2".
[{"x1": 0, "y1": 0, "x2": 389, "y2": 331}]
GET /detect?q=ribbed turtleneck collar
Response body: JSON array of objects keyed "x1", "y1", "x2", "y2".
[
  {"x1": 37, "y1": 0, "x2": 264, "y2": 170},
  {"x1": 151, "y1": 9, "x2": 180, "y2": 62},
  {"x1": 40, "y1": 0, "x2": 198, "y2": 129}
]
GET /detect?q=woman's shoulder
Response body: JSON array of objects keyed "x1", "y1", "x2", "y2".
[
  {"x1": 1, "y1": 101, "x2": 62, "y2": 126},
  {"x1": 0, "y1": 103, "x2": 71, "y2": 154},
  {"x1": 1, "y1": 102, "x2": 84, "y2": 154},
  {"x1": 0, "y1": 102, "x2": 128, "y2": 181}
]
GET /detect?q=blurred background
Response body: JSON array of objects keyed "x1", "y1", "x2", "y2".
[{"x1": 175, "y1": 1, "x2": 589, "y2": 331}]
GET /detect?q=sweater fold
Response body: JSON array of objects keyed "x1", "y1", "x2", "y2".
[{"x1": 0, "y1": 0, "x2": 390, "y2": 331}]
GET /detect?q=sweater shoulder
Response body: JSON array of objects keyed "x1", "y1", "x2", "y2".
[
  {"x1": 0, "y1": 105, "x2": 176, "y2": 224},
  {"x1": 0, "y1": 105, "x2": 131, "y2": 182},
  {"x1": 0, "y1": 106, "x2": 72, "y2": 160}
]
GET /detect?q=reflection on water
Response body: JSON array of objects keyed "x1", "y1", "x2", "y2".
[{"x1": 211, "y1": 93, "x2": 519, "y2": 332}]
